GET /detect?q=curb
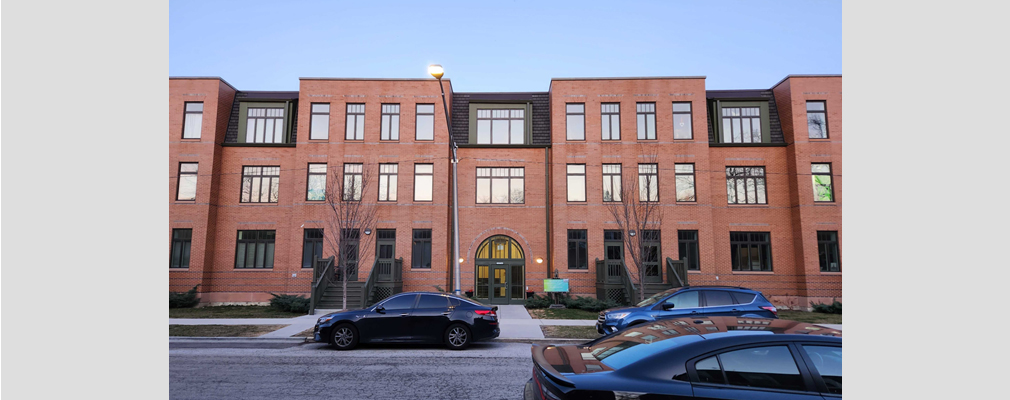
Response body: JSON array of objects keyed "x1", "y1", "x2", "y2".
[
  {"x1": 489, "y1": 338, "x2": 593, "y2": 345},
  {"x1": 170, "y1": 337, "x2": 311, "y2": 342}
]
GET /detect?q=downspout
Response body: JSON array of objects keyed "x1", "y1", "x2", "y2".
[{"x1": 545, "y1": 146, "x2": 552, "y2": 278}]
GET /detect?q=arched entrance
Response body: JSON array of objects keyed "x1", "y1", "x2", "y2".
[{"x1": 475, "y1": 235, "x2": 525, "y2": 305}]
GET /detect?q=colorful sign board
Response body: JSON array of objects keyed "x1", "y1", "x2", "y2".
[{"x1": 543, "y1": 279, "x2": 569, "y2": 293}]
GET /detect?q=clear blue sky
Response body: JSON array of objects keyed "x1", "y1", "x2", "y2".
[{"x1": 169, "y1": 0, "x2": 840, "y2": 92}]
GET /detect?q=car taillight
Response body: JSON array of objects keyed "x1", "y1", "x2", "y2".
[
  {"x1": 761, "y1": 306, "x2": 778, "y2": 316},
  {"x1": 475, "y1": 309, "x2": 496, "y2": 316}
]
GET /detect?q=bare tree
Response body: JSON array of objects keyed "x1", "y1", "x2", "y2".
[
  {"x1": 606, "y1": 154, "x2": 664, "y2": 303},
  {"x1": 322, "y1": 163, "x2": 378, "y2": 310}
]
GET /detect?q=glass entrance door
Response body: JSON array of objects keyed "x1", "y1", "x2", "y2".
[{"x1": 490, "y1": 265, "x2": 509, "y2": 305}]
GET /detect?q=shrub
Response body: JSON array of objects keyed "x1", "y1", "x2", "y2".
[
  {"x1": 269, "y1": 293, "x2": 310, "y2": 313},
  {"x1": 524, "y1": 294, "x2": 553, "y2": 309},
  {"x1": 169, "y1": 285, "x2": 200, "y2": 308},
  {"x1": 811, "y1": 300, "x2": 842, "y2": 314},
  {"x1": 525, "y1": 294, "x2": 619, "y2": 312}
]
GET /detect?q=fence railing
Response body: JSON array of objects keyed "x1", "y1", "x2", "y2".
[
  {"x1": 666, "y1": 257, "x2": 688, "y2": 287},
  {"x1": 621, "y1": 261, "x2": 638, "y2": 304},
  {"x1": 309, "y1": 256, "x2": 335, "y2": 315},
  {"x1": 360, "y1": 258, "x2": 380, "y2": 308}
]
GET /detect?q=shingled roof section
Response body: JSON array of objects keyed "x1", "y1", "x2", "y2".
[
  {"x1": 225, "y1": 91, "x2": 300, "y2": 143},
  {"x1": 706, "y1": 89, "x2": 784, "y2": 144},
  {"x1": 450, "y1": 92, "x2": 551, "y2": 146}
]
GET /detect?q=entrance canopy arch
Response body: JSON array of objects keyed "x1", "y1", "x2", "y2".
[{"x1": 475, "y1": 235, "x2": 525, "y2": 304}]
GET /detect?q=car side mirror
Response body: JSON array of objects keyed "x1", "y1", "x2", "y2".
[
  {"x1": 662, "y1": 303, "x2": 676, "y2": 310},
  {"x1": 375, "y1": 306, "x2": 385, "y2": 313}
]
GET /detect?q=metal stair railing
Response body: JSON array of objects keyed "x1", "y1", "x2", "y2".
[{"x1": 309, "y1": 256, "x2": 335, "y2": 315}]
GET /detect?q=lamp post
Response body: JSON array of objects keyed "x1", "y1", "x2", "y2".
[{"x1": 429, "y1": 64, "x2": 462, "y2": 296}]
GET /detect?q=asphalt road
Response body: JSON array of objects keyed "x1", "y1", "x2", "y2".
[{"x1": 170, "y1": 341, "x2": 534, "y2": 400}]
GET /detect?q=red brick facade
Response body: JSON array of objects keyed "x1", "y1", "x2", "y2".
[{"x1": 169, "y1": 75, "x2": 841, "y2": 309}]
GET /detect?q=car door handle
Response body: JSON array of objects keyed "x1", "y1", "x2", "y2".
[
  {"x1": 441, "y1": 312, "x2": 452, "y2": 316},
  {"x1": 400, "y1": 313, "x2": 409, "y2": 317}
]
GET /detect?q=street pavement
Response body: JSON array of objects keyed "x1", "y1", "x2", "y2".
[{"x1": 170, "y1": 341, "x2": 533, "y2": 400}]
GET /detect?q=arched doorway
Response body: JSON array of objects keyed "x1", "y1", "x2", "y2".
[{"x1": 475, "y1": 235, "x2": 525, "y2": 305}]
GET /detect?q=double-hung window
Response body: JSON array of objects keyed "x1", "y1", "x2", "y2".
[
  {"x1": 476, "y1": 167, "x2": 524, "y2": 204},
  {"x1": 240, "y1": 166, "x2": 280, "y2": 203},
  {"x1": 566, "y1": 103, "x2": 585, "y2": 140},
  {"x1": 566, "y1": 164, "x2": 586, "y2": 202},
  {"x1": 602, "y1": 164, "x2": 622, "y2": 202},
  {"x1": 246, "y1": 107, "x2": 286, "y2": 143},
  {"x1": 310, "y1": 103, "x2": 330, "y2": 140},
  {"x1": 177, "y1": 163, "x2": 198, "y2": 201},
  {"x1": 302, "y1": 229, "x2": 323, "y2": 269},
  {"x1": 476, "y1": 109, "x2": 525, "y2": 144},
  {"x1": 601, "y1": 103, "x2": 620, "y2": 140},
  {"x1": 306, "y1": 163, "x2": 326, "y2": 201},
  {"x1": 235, "y1": 230, "x2": 276, "y2": 269},
  {"x1": 726, "y1": 167, "x2": 766, "y2": 204},
  {"x1": 412, "y1": 229, "x2": 432, "y2": 268},
  {"x1": 182, "y1": 102, "x2": 203, "y2": 139},
  {"x1": 807, "y1": 101, "x2": 829, "y2": 139},
  {"x1": 812, "y1": 163, "x2": 834, "y2": 202},
  {"x1": 636, "y1": 103, "x2": 656, "y2": 140},
  {"x1": 380, "y1": 104, "x2": 400, "y2": 141},
  {"x1": 672, "y1": 102, "x2": 692, "y2": 139},
  {"x1": 721, "y1": 107, "x2": 762, "y2": 143},
  {"x1": 170, "y1": 229, "x2": 192, "y2": 268},
  {"x1": 415, "y1": 104, "x2": 435, "y2": 141},
  {"x1": 730, "y1": 232, "x2": 772, "y2": 272},
  {"x1": 378, "y1": 164, "x2": 398, "y2": 202},
  {"x1": 342, "y1": 164, "x2": 363, "y2": 201},
  {"x1": 414, "y1": 164, "x2": 433, "y2": 201},
  {"x1": 675, "y1": 164, "x2": 695, "y2": 202},
  {"x1": 345, "y1": 104, "x2": 365, "y2": 140},
  {"x1": 818, "y1": 231, "x2": 841, "y2": 272},
  {"x1": 567, "y1": 230, "x2": 588, "y2": 270},
  {"x1": 638, "y1": 164, "x2": 659, "y2": 202}
]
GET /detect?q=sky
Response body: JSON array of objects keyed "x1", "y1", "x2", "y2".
[{"x1": 169, "y1": 0, "x2": 841, "y2": 92}]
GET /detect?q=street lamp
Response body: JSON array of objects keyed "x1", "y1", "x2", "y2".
[{"x1": 430, "y1": 64, "x2": 462, "y2": 296}]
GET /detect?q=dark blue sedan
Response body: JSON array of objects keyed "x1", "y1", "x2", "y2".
[
  {"x1": 313, "y1": 292, "x2": 499, "y2": 350},
  {"x1": 597, "y1": 286, "x2": 779, "y2": 334},
  {"x1": 528, "y1": 316, "x2": 841, "y2": 399}
]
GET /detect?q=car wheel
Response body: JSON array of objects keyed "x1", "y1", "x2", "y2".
[
  {"x1": 330, "y1": 323, "x2": 358, "y2": 350},
  {"x1": 445, "y1": 324, "x2": 471, "y2": 350}
]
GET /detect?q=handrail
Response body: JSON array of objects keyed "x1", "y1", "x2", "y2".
[
  {"x1": 595, "y1": 258, "x2": 604, "y2": 283},
  {"x1": 309, "y1": 256, "x2": 335, "y2": 315},
  {"x1": 621, "y1": 261, "x2": 638, "y2": 304},
  {"x1": 360, "y1": 258, "x2": 380, "y2": 308},
  {"x1": 666, "y1": 257, "x2": 687, "y2": 287}
]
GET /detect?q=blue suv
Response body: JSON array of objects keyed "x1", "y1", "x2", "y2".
[{"x1": 596, "y1": 286, "x2": 778, "y2": 334}]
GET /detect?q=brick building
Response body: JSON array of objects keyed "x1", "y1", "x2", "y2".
[{"x1": 168, "y1": 74, "x2": 841, "y2": 310}]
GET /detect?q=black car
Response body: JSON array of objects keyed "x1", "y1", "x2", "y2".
[
  {"x1": 527, "y1": 316, "x2": 841, "y2": 399},
  {"x1": 313, "y1": 292, "x2": 500, "y2": 350}
]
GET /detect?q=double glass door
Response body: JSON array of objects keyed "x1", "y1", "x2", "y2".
[{"x1": 477, "y1": 262, "x2": 524, "y2": 304}]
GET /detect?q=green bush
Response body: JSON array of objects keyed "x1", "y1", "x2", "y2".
[
  {"x1": 524, "y1": 294, "x2": 553, "y2": 309},
  {"x1": 811, "y1": 300, "x2": 842, "y2": 314},
  {"x1": 525, "y1": 294, "x2": 618, "y2": 312},
  {"x1": 169, "y1": 285, "x2": 200, "y2": 308},
  {"x1": 268, "y1": 293, "x2": 310, "y2": 313}
]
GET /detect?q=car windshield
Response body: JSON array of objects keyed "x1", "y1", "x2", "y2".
[{"x1": 636, "y1": 288, "x2": 681, "y2": 307}]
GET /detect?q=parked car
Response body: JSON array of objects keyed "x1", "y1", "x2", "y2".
[
  {"x1": 527, "y1": 316, "x2": 842, "y2": 400},
  {"x1": 596, "y1": 286, "x2": 778, "y2": 334},
  {"x1": 313, "y1": 292, "x2": 500, "y2": 350}
]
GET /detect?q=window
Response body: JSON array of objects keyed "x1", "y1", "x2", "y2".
[
  {"x1": 730, "y1": 232, "x2": 772, "y2": 271},
  {"x1": 340, "y1": 164, "x2": 363, "y2": 201},
  {"x1": 567, "y1": 230, "x2": 588, "y2": 270},
  {"x1": 245, "y1": 107, "x2": 286, "y2": 143},
  {"x1": 566, "y1": 164, "x2": 586, "y2": 202},
  {"x1": 672, "y1": 102, "x2": 692, "y2": 139},
  {"x1": 675, "y1": 164, "x2": 695, "y2": 202},
  {"x1": 182, "y1": 102, "x2": 203, "y2": 139},
  {"x1": 380, "y1": 104, "x2": 400, "y2": 141},
  {"x1": 476, "y1": 167, "x2": 524, "y2": 204},
  {"x1": 412, "y1": 229, "x2": 432, "y2": 268},
  {"x1": 310, "y1": 103, "x2": 330, "y2": 140},
  {"x1": 170, "y1": 229, "x2": 192, "y2": 268},
  {"x1": 802, "y1": 345, "x2": 842, "y2": 394},
  {"x1": 379, "y1": 294, "x2": 417, "y2": 310},
  {"x1": 807, "y1": 101, "x2": 828, "y2": 139},
  {"x1": 703, "y1": 290, "x2": 734, "y2": 307},
  {"x1": 715, "y1": 346, "x2": 804, "y2": 391},
  {"x1": 601, "y1": 103, "x2": 620, "y2": 140},
  {"x1": 378, "y1": 164, "x2": 398, "y2": 202},
  {"x1": 731, "y1": 292, "x2": 756, "y2": 304},
  {"x1": 176, "y1": 163, "x2": 198, "y2": 201},
  {"x1": 235, "y1": 230, "x2": 275, "y2": 269},
  {"x1": 663, "y1": 291, "x2": 699, "y2": 308},
  {"x1": 565, "y1": 103, "x2": 585, "y2": 140},
  {"x1": 602, "y1": 164, "x2": 622, "y2": 202},
  {"x1": 678, "y1": 230, "x2": 699, "y2": 271},
  {"x1": 638, "y1": 164, "x2": 659, "y2": 202},
  {"x1": 240, "y1": 166, "x2": 280, "y2": 203},
  {"x1": 818, "y1": 231, "x2": 841, "y2": 272},
  {"x1": 306, "y1": 163, "x2": 326, "y2": 201},
  {"x1": 476, "y1": 109, "x2": 525, "y2": 144},
  {"x1": 414, "y1": 164, "x2": 433, "y2": 201},
  {"x1": 695, "y1": 356, "x2": 723, "y2": 384},
  {"x1": 721, "y1": 107, "x2": 762, "y2": 143},
  {"x1": 812, "y1": 163, "x2": 834, "y2": 202},
  {"x1": 416, "y1": 104, "x2": 435, "y2": 141},
  {"x1": 417, "y1": 294, "x2": 448, "y2": 309},
  {"x1": 345, "y1": 103, "x2": 365, "y2": 140},
  {"x1": 301, "y1": 229, "x2": 323, "y2": 269},
  {"x1": 636, "y1": 103, "x2": 656, "y2": 140},
  {"x1": 726, "y1": 167, "x2": 767, "y2": 204}
]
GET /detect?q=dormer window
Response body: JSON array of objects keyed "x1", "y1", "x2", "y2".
[
  {"x1": 711, "y1": 100, "x2": 771, "y2": 145},
  {"x1": 469, "y1": 103, "x2": 530, "y2": 145},
  {"x1": 235, "y1": 101, "x2": 294, "y2": 144}
]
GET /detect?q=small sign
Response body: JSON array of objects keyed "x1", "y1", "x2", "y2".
[{"x1": 544, "y1": 279, "x2": 569, "y2": 293}]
